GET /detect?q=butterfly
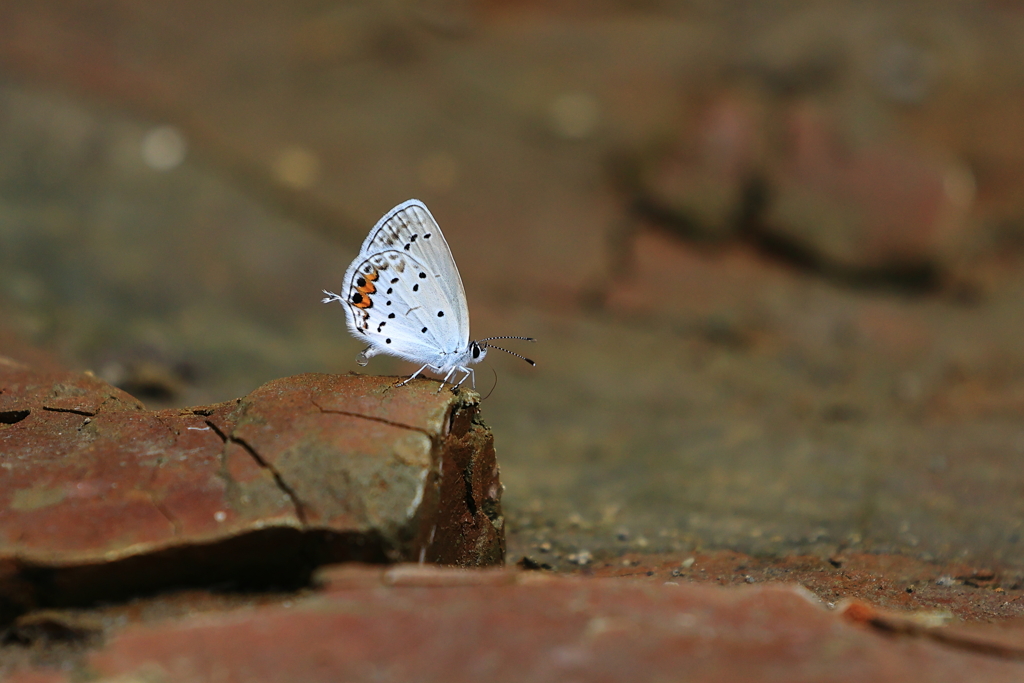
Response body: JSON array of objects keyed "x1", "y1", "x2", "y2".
[{"x1": 323, "y1": 199, "x2": 535, "y2": 391}]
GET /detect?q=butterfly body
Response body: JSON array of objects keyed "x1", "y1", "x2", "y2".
[{"x1": 323, "y1": 199, "x2": 533, "y2": 390}]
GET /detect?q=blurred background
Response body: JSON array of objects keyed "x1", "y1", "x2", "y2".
[{"x1": 2, "y1": 1, "x2": 1024, "y2": 571}]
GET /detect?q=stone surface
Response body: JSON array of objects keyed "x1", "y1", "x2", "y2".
[
  {"x1": 763, "y1": 101, "x2": 975, "y2": 273},
  {"x1": 566, "y1": 550, "x2": 1024, "y2": 623},
  {"x1": 56, "y1": 567, "x2": 1024, "y2": 683},
  {"x1": 629, "y1": 92, "x2": 763, "y2": 243},
  {"x1": 839, "y1": 600, "x2": 1024, "y2": 660},
  {"x1": 0, "y1": 359, "x2": 504, "y2": 612}
]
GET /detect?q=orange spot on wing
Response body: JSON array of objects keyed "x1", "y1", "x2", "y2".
[{"x1": 353, "y1": 268, "x2": 379, "y2": 300}]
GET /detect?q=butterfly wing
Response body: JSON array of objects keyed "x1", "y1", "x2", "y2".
[
  {"x1": 341, "y1": 248, "x2": 468, "y2": 368},
  {"x1": 357, "y1": 200, "x2": 470, "y2": 343}
]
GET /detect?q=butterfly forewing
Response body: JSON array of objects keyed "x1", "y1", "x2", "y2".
[
  {"x1": 342, "y1": 249, "x2": 466, "y2": 365},
  {"x1": 359, "y1": 200, "x2": 470, "y2": 342}
]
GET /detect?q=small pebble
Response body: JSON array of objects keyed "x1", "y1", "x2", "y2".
[{"x1": 567, "y1": 550, "x2": 593, "y2": 565}]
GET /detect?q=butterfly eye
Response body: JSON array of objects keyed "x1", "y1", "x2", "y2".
[{"x1": 472, "y1": 344, "x2": 481, "y2": 359}]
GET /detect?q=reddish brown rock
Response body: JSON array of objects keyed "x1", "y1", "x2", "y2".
[
  {"x1": 764, "y1": 101, "x2": 975, "y2": 273},
  {"x1": 840, "y1": 599, "x2": 1024, "y2": 660},
  {"x1": 71, "y1": 567, "x2": 1024, "y2": 683},
  {"x1": 631, "y1": 92, "x2": 763, "y2": 242},
  {"x1": 574, "y1": 550, "x2": 1024, "y2": 623},
  {"x1": 0, "y1": 358, "x2": 504, "y2": 611}
]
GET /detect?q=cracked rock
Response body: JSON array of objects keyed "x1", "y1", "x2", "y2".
[{"x1": 0, "y1": 358, "x2": 504, "y2": 614}]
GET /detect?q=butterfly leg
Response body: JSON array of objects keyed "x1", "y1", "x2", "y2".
[
  {"x1": 396, "y1": 364, "x2": 432, "y2": 387},
  {"x1": 452, "y1": 367, "x2": 475, "y2": 391},
  {"x1": 435, "y1": 366, "x2": 460, "y2": 393}
]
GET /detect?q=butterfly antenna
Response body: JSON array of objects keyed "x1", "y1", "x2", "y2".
[
  {"x1": 483, "y1": 344, "x2": 536, "y2": 366},
  {"x1": 477, "y1": 336, "x2": 537, "y2": 343}
]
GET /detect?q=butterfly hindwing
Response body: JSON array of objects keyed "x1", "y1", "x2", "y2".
[{"x1": 342, "y1": 248, "x2": 466, "y2": 366}]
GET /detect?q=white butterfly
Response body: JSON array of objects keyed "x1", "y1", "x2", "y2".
[{"x1": 323, "y1": 199, "x2": 535, "y2": 391}]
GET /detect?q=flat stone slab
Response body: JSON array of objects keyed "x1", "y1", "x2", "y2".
[
  {"x1": 20, "y1": 567, "x2": 1024, "y2": 683},
  {"x1": 0, "y1": 357, "x2": 503, "y2": 610},
  {"x1": 546, "y1": 550, "x2": 1024, "y2": 623}
]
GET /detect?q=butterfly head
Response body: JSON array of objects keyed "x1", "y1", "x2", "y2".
[
  {"x1": 470, "y1": 341, "x2": 488, "y2": 363},
  {"x1": 472, "y1": 337, "x2": 536, "y2": 367}
]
